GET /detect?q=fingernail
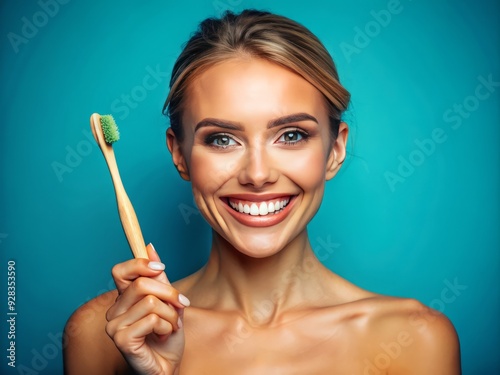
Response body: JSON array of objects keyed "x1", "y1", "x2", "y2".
[
  {"x1": 177, "y1": 316, "x2": 183, "y2": 329},
  {"x1": 148, "y1": 261, "x2": 165, "y2": 271},
  {"x1": 149, "y1": 243, "x2": 157, "y2": 253},
  {"x1": 178, "y1": 294, "x2": 191, "y2": 307}
]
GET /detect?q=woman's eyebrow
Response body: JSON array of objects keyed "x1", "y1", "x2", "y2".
[
  {"x1": 267, "y1": 113, "x2": 318, "y2": 128},
  {"x1": 194, "y1": 118, "x2": 243, "y2": 132},
  {"x1": 194, "y1": 112, "x2": 318, "y2": 132}
]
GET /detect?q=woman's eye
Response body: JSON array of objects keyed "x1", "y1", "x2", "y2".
[
  {"x1": 278, "y1": 130, "x2": 307, "y2": 144},
  {"x1": 206, "y1": 134, "x2": 237, "y2": 148}
]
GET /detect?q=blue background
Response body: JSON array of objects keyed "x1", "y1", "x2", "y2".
[{"x1": 1, "y1": 0, "x2": 499, "y2": 374}]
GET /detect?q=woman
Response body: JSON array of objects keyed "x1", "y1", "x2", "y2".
[{"x1": 64, "y1": 10, "x2": 460, "y2": 375}]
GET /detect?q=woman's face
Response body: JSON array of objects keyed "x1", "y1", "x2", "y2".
[{"x1": 168, "y1": 58, "x2": 347, "y2": 257}]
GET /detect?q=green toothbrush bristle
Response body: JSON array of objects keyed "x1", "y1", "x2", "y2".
[{"x1": 100, "y1": 115, "x2": 120, "y2": 144}]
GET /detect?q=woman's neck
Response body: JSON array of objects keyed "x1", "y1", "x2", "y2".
[{"x1": 187, "y1": 228, "x2": 335, "y2": 325}]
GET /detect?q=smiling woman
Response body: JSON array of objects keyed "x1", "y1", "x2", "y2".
[
  {"x1": 171, "y1": 56, "x2": 346, "y2": 257},
  {"x1": 63, "y1": 9, "x2": 461, "y2": 375}
]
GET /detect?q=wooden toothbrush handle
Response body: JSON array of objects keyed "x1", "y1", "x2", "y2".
[
  {"x1": 90, "y1": 113, "x2": 149, "y2": 259},
  {"x1": 112, "y1": 176, "x2": 149, "y2": 259}
]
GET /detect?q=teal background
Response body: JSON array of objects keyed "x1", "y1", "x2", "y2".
[{"x1": 1, "y1": 0, "x2": 498, "y2": 374}]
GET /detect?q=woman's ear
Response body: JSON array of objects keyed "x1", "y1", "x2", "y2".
[
  {"x1": 326, "y1": 122, "x2": 348, "y2": 181},
  {"x1": 166, "y1": 128, "x2": 190, "y2": 181}
]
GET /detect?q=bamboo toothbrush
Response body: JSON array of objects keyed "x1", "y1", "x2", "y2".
[{"x1": 90, "y1": 113, "x2": 148, "y2": 259}]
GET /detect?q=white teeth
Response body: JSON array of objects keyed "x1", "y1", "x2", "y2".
[
  {"x1": 250, "y1": 203, "x2": 259, "y2": 216},
  {"x1": 228, "y1": 198, "x2": 291, "y2": 216},
  {"x1": 268, "y1": 202, "x2": 275, "y2": 213}
]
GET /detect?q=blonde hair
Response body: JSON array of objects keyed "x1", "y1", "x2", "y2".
[{"x1": 163, "y1": 9, "x2": 350, "y2": 140}]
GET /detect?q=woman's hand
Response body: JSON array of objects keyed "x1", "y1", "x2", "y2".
[{"x1": 105, "y1": 244, "x2": 190, "y2": 375}]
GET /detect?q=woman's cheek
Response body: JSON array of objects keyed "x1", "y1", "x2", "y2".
[
  {"x1": 281, "y1": 149, "x2": 327, "y2": 189},
  {"x1": 189, "y1": 152, "x2": 237, "y2": 195}
]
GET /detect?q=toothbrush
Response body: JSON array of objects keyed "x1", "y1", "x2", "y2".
[{"x1": 90, "y1": 113, "x2": 149, "y2": 259}]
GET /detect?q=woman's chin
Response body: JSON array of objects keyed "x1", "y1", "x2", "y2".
[{"x1": 224, "y1": 232, "x2": 294, "y2": 259}]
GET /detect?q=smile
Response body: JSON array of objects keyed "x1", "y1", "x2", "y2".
[{"x1": 227, "y1": 198, "x2": 291, "y2": 216}]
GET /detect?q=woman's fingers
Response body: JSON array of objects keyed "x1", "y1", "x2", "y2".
[
  {"x1": 106, "y1": 295, "x2": 180, "y2": 338},
  {"x1": 146, "y1": 243, "x2": 171, "y2": 285},
  {"x1": 107, "y1": 277, "x2": 187, "y2": 320},
  {"x1": 111, "y1": 257, "x2": 165, "y2": 292},
  {"x1": 112, "y1": 244, "x2": 173, "y2": 293},
  {"x1": 105, "y1": 244, "x2": 188, "y2": 374},
  {"x1": 112, "y1": 313, "x2": 174, "y2": 355},
  {"x1": 147, "y1": 243, "x2": 161, "y2": 263}
]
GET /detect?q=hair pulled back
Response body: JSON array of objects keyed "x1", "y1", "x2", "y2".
[{"x1": 163, "y1": 9, "x2": 350, "y2": 140}]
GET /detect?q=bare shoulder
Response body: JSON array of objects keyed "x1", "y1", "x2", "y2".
[
  {"x1": 353, "y1": 295, "x2": 461, "y2": 374},
  {"x1": 363, "y1": 296, "x2": 459, "y2": 341},
  {"x1": 63, "y1": 290, "x2": 131, "y2": 375}
]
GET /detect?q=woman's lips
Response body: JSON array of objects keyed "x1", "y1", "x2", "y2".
[{"x1": 222, "y1": 195, "x2": 296, "y2": 227}]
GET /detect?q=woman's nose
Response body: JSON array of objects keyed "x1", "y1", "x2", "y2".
[{"x1": 237, "y1": 146, "x2": 278, "y2": 188}]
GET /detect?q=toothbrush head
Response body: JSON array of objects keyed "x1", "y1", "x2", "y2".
[{"x1": 100, "y1": 115, "x2": 120, "y2": 144}]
